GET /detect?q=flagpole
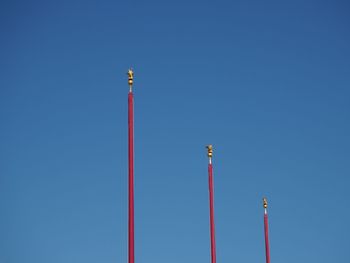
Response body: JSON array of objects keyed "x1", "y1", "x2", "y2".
[
  {"x1": 263, "y1": 198, "x2": 271, "y2": 263},
  {"x1": 207, "y1": 145, "x2": 217, "y2": 263},
  {"x1": 128, "y1": 69, "x2": 135, "y2": 263}
]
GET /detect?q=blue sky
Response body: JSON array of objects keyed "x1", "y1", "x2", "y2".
[{"x1": 1, "y1": 0, "x2": 350, "y2": 262}]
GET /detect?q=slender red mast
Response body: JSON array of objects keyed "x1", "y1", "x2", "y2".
[
  {"x1": 207, "y1": 145, "x2": 217, "y2": 263},
  {"x1": 128, "y1": 69, "x2": 135, "y2": 263},
  {"x1": 263, "y1": 198, "x2": 271, "y2": 263}
]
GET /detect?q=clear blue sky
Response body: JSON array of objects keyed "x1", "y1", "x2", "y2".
[{"x1": 1, "y1": 0, "x2": 350, "y2": 262}]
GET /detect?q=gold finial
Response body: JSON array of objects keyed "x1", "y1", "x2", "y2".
[
  {"x1": 263, "y1": 197, "x2": 268, "y2": 209},
  {"x1": 206, "y1": 145, "x2": 213, "y2": 158},
  {"x1": 127, "y1": 68, "x2": 134, "y2": 91}
]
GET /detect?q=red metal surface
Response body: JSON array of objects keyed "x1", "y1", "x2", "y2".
[
  {"x1": 128, "y1": 92, "x2": 135, "y2": 263},
  {"x1": 208, "y1": 163, "x2": 217, "y2": 263},
  {"x1": 264, "y1": 213, "x2": 270, "y2": 263}
]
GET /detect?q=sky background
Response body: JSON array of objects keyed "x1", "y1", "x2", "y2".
[{"x1": 1, "y1": 0, "x2": 350, "y2": 262}]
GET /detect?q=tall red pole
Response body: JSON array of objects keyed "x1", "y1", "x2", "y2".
[
  {"x1": 128, "y1": 69, "x2": 135, "y2": 263},
  {"x1": 263, "y1": 198, "x2": 271, "y2": 263},
  {"x1": 207, "y1": 145, "x2": 216, "y2": 263}
]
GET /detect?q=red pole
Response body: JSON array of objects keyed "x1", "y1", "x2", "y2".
[
  {"x1": 128, "y1": 69, "x2": 135, "y2": 263},
  {"x1": 207, "y1": 145, "x2": 216, "y2": 263},
  {"x1": 263, "y1": 198, "x2": 270, "y2": 263}
]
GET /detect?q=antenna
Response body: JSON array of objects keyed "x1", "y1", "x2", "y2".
[
  {"x1": 128, "y1": 69, "x2": 135, "y2": 263},
  {"x1": 207, "y1": 145, "x2": 216, "y2": 263},
  {"x1": 263, "y1": 197, "x2": 271, "y2": 263}
]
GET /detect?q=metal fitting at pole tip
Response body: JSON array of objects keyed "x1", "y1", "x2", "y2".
[
  {"x1": 206, "y1": 145, "x2": 213, "y2": 158},
  {"x1": 263, "y1": 197, "x2": 268, "y2": 209},
  {"x1": 127, "y1": 68, "x2": 134, "y2": 91}
]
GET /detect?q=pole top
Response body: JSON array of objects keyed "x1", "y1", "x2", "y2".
[
  {"x1": 206, "y1": 145, "x2": 213, "y2": 159},
  {"x1": 263, "y1": 197, "x2": 268, "y2": 209},
  {"x1": 127, "y1": 68, "x2": 134, "y2": 92}
]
